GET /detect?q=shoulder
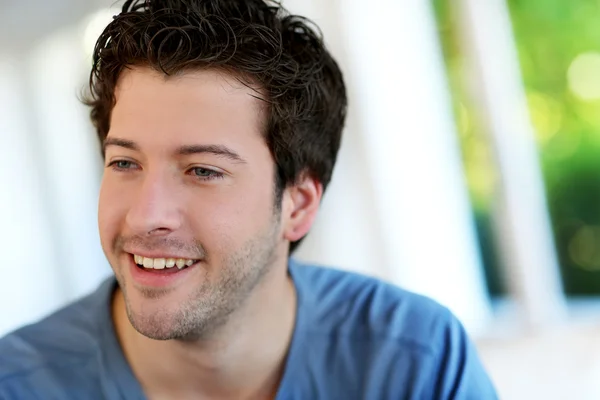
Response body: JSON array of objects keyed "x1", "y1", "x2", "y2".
[
  {"x1": 291, "y1": 260, "x2": 452, "y2": 350},
  {"x1": 290, "y1": 260, "x2": 498, "y2": 399},
  {"x1": 0, "y1": 279, "x2": 114, "y2": 393}
]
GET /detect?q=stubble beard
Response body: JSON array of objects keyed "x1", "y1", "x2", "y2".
[{"x1": 115, "y1": 213, "x2": 282, "y2": 341}]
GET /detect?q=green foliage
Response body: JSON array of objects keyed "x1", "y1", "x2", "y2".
[{"x1": 434, "y1": 0, "x2": 600, "y2": 295}]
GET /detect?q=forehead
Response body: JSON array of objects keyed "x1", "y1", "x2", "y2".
[{"x1": 108, "y1": 67, "x2": 267, "y2": 153}]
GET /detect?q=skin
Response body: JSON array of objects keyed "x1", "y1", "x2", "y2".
[{"x1": 98, "y1": 66, "x2": 322, "y2": 399}]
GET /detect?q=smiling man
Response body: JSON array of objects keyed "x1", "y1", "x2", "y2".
[{"x1": 0, "y1": 1, "x2": 497, "y2": 399}]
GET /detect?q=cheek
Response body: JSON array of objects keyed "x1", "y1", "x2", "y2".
[
  {"x1": 186, "y1": 196, "x2": 247, "y2": 248},
  {"x1": 98, "y1": 178, "x2": 128, "y2": 247},
  {"x1": 187, "y1": 181, "x2": 276, "y2": 248}
]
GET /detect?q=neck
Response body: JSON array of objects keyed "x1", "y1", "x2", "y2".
[{"x1": 112, "y1": 261, "x2": 297, "y2": 400}]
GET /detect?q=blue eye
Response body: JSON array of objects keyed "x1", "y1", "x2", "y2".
[
  {"x1": 108, "y1": 160, "x2": 138, "y2": 170},
  {"x1": 192, "y1": 168, "x2": 212, "y2": 177},
  {"x1": 190, "y1": 167, "x2": 224, "y2": 181},
  {"x1": 117, "y1": 160, "x2": 132, "y2": 169}
]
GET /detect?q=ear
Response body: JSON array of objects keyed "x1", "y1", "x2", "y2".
[{"x1": 281, "y1": 173, "x2": 323, "y2": 243}]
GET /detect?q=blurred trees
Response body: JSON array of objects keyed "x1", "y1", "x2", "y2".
[{"x1": 434, "y1": 0, "x2": 600, "y2": 295}]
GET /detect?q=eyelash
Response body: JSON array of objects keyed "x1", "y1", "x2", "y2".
[
  {"x1": 107, "y1": 160, "x2": 224, "y2": 182},
  {"x1": 108, "y1": 160, "x2": 138, "y2": 171},
  {"x1": 188, "y1": 167, "x2": 224, "y2": 181}
]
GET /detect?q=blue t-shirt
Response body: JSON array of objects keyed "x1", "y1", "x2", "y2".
[{"x1": 0, "y1": 260, "x2": 497, "y2": 399}]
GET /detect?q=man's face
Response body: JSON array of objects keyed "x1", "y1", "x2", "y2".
[{"x1": 98, "y1": 67, "x2": 285, "y2": 340}]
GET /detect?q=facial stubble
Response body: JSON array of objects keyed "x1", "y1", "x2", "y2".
[{"x1": 115, "y1": 210, "x2": 282, "y2": 341}]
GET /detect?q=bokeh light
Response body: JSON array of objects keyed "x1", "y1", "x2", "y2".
[
  {"x1": 567, "y1": 52, "x2": 600, "y2": 101},
  {"x1": 527, "y1": 92, "x2": 563, "y2": 146},
  {"x1": 569, "y1": 225, "x2": 600, "y2": 271}
]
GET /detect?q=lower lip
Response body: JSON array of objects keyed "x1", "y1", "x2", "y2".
[{"x1": 128, "y1": 255, "x2": 199, "y2": 288}]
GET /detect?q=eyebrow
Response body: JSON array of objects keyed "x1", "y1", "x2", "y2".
[
  {"x1": 103, "y1": 137, "x2": 247, "y2": 164},
  {"x1": 103, "y1": 138, "x2": 139, "y2": 153},
  {"x1": 177, "y1": 144, "x2": 247, "y2": 164}
]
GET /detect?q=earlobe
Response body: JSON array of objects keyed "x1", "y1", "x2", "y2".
[{"x1": 283, "y1": 175, "x2": 323, "y2": 243}]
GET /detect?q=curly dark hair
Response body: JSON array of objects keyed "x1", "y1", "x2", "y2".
[{"x1": 85, "y1": 0, "x2": 347, "y2": 252}]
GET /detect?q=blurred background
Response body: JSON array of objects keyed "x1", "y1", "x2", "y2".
[{"x1": 1, "y1": 0, "x2": 599, "y2": 397}]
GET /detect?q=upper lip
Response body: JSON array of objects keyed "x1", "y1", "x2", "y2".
[{"x1": 125, "y1": 251, "x2": 200, "y2": 260}]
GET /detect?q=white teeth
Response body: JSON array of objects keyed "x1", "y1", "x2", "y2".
[
  {"x1": 153, "y1": 258, "x2": 166, "y2": 269},
  {"x1": 134, "y1": 254, "x2": 195, "y2": 270},
  {"x1": 143, "y1": 257, "x2": 154, "y2": 269}
]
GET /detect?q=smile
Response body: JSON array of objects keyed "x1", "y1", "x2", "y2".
[{"x1": 132, "y1": 254, "x2": 198, "y2": 270}]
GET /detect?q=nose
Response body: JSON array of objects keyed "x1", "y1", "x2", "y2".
[{"x1": 125, "y1": 170, "x2": 182, "y2": 236}]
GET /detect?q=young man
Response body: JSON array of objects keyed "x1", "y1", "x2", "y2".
[{"x1": 0, "y1": 0, "x2": 497, "y2": 398}]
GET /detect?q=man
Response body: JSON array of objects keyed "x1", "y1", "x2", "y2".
[{"x1": 0, "y1": 0, "x2": 497, "y2": 398}]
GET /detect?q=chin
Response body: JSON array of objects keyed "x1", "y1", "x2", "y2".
[
  {"x1": 125, "y1": 301, "x2": 185, "y2": 340},
  {"x1": 123, "y1": 287, "x2": 221, "y2": 341}
]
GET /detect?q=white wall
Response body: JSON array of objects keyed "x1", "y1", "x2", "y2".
[
  {"x1": 0, "y1": 56, "x2": 70, "y2": 334},
  {"x1": 289, "y1": 0, "x2": 492, "y2": 333},
  {"x1": 0, "y1": 25, "x2": 111, "y2": 335}
]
